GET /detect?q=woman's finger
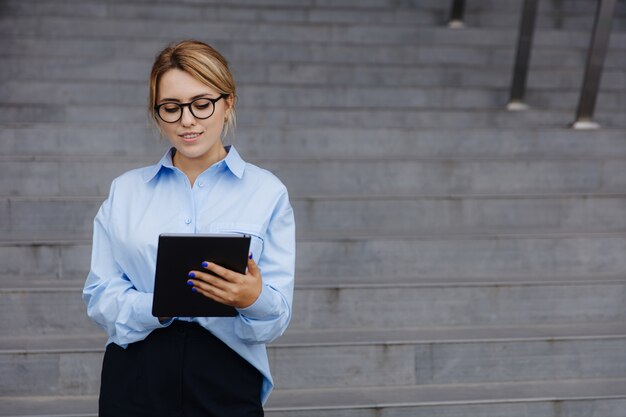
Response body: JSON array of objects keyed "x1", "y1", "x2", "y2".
[
  {"x1": 188, "y1": 271, "x2": 232, "y2": 291},
  {"x1": 192, "y1": 285, "x2": 230, "y2": 305},
  {"x1": 200, "y1": 261, "x2": 241, "y2": 283},
  {"x1": 246, "y1": 257, "x2": 261, "y2": 278},
  {"x1": 189, "y1": 276, "x2": 230, "y2": 299}
]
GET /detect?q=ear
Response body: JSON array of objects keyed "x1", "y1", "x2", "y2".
[{"x1": 225, "y1": 94, "x2": 236, "y2": 111}]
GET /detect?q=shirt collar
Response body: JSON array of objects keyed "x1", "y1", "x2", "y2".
[
  {"x1": 143, "y1": 145, "x2": 246, "y2": 183},
  {"x1": 223, "y1": 145, "x2": 246, "y2": 179}
]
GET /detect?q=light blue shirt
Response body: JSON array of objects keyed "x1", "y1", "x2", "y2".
[{"x1": 82, "y1": 145, "x2": 295, "y2": 404}]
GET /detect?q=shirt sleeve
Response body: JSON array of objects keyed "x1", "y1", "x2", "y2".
[
  {"x1": 82, "y1": 180, "x2": 168, "y2": 348},
  {"x1": 235, "y1": 188, "x2": 296, "y2": 344}
]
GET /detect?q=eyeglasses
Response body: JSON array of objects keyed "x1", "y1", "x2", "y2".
[{"x1": 154, "y1": 94, "x2": 229, "y2": 123}]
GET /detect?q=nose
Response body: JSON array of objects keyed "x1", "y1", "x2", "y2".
[{"x1": 180, "y1": 105, "x2": 196, "y2": 126}]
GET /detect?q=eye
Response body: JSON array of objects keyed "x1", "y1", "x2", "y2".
[
  {"x1": 162, "y1": 104, "x2": 180, "y2": 113},
  {"x1": 192, "y1": 99, "x2": 211, "y2": 110}
]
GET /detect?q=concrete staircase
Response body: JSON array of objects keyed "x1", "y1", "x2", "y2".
[{"x1": 2, "y1": 0, "x2": 626, "y2": 415}]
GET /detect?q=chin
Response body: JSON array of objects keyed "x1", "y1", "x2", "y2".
[{"x1": 178, "y1": 144, "x2": 219, "y2": 158}]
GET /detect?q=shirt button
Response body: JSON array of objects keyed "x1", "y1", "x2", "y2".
[
  {"x1": 198, "y1": 182, "x2": 204, "y2": 188},
  {"x1": 185, "y1": 218, "x2": 192, "y2": 225}
]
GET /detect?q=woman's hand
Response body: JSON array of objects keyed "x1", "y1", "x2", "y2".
[{"x1": 187, "y1": 256, "x2": 262, "y2": 309}]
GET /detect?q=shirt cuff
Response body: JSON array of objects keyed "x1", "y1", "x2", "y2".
[
  {"x1": 237, "y1": 285, "x2": 278, "y2": 319},
  {"x1": 134, "y1": 292, "x2": 172, "y2": 329}
]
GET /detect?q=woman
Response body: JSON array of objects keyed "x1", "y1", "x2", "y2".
[{"x1": 83, "y1": 40, "x2": 295, "y2": 416}]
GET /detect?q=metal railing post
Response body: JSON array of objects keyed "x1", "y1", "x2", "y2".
[
  {"x1": 571, "y1": 0, "x2": 617, "y2": 129},
  {"x1": 506, "y1": 0, "x2": 539, "y2": 111},
  {"x1": 448, "y1": 0, "x2": 466, "y2": 28}
]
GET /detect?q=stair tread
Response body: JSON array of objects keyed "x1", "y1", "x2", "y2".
[
  {"x1": 5, "y1": 0, "x2": 623, "y2": 16},
  {"x1": 2, "y1": 322, "x2": 625, "y2": 353},
  {"x1": 4, "y1": 230, "x2": 626, "y2": 246},
  {"x1": 2, "y1": 56, "x2": 625, "y2": 72},
  {"x1": 2, "y1": 272, "x2": 626, "y2": 290},
  {"x1": 267, "y1": 378, "x2": 626, "y2": 410},
  {"x1": 3, "y1": 16, "x2": 626, "y2": 44},
  {"x1": 3, "y1": 123, "x2": 626, "y2": 133},
  {"x1": 0, "y1": 395, "x2": 97, "y2": 417},
  {"x1": 7, "y1": 191, "x2": 626, "y2": 201},
  {"x1": 3, "y1": 109, "x2": 626, "y2": 129},
  {"x1": 2, "y1": 82, "x2": 626, "y2": 112},
  {"x1": 0, "y1": 334, "x2": 106, "y2": 352},
  {"x1": 3, "y1": 271, "x2": 626, "y2": 292},
  {"x1": 3, "y1": 105, "x2": 625, "y2": 120},
  {"x1": 7, "y1": 153, "x2": 626, "y2": 162},
  {"x1": 278, "y1": 322, "x2": 626, "y2": 346},
  {"x1": 1, "y1": 378, "x2": 625, "y2": 416},
  {"x1": 3, "y1": 39, "x2": 625, "y2": 65}
]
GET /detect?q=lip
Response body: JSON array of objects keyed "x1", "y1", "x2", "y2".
[{"x1": 178, "y1": 131, "x2": 203, "y2": 143}]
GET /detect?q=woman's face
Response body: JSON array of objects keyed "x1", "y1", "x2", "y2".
[{"x1": 156, "y1": 68, "x2": 232, "y2": 164}]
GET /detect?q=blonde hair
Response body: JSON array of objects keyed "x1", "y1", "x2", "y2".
[{"x1": 149, "y1": 40, "x2": 237, "y2": 139}]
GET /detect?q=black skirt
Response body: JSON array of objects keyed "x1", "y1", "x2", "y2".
[{"x1": 99, "y1": 320, "x2": 264, "y2": 417}]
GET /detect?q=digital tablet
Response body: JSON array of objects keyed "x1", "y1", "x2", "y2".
[{"x1": 152, "y1": 233, "x2": 251, "y2": 317}]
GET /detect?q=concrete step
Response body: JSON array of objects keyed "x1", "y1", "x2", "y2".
[
  {"x1": 293, "y1": 193, "x2": 626, "y2": 237},
  {"x1": 3, "y1": 38, "x2": 626, "y2": 74},
  {"x1": 4, "y1": 125, "x2": 626, "y2": 159},
  {"x1": 274, "y1": 334, "x2": 626, "y2": 391},
  {"x1": 0, "y1": 23, "x2": 626, "y2": 61},
  {"x1": 291, "y1": 281, "x2": 626, "y2": 330},
  {"x1": 0, "y1": 17, "x2": 480, "y2": 44},
  {"x1": 5, "y1": 193, "x2": 626, "y2": 241},
  {"x1": 3, "y1": 233, "x2": 626, "y2": 282},
  {"x1": 0, "y1": 2, "x2": 444, "y2": 27},
  {"x1": 2, "y1": 56, "x2": 625, "y2": 91},
  {"x1": 466, "y1": 13, "x2": 626, "y2": 31},
  {"x1": 3, "y1": 0, "x2": 624, "y2": 15},
  {"x1": 2, "y1": 104, "x2": 624, "y2": 128},
  {"x1": 3, "y1": 266, "x2": 625, "y2": 287},
  {"x1": 3, "y1": 278, "x2": 625, "y2": 336},
  {"x1": 293, "y1": 233, "x2": 626, "y2": 279},
  {"x1": 0, "y1": 395, "x2": 100, "y2": 417},
  {"x1": 2, "y1": 81, "x2": 626, "y2": 111},
  {"x1": 4, "y1": 17, "x2": 626, "y2": 48},
  {"x1": 4, "y1": 322, "x2": 625, "y2": 350},
  {"x1": 0, "y1": 82, "x2": 501, "y2": 108},
  {"x1": 2, "y1": 60, "x2": 625, "y2": 98},
  {"x1": 3, "y1": 155, "x2": 626, "y2": 197},
  {"x1": 2, "y1": 0, "x2": 624, "y2": 27},
  {"x1": 1, "y1": 323, "x2": 625, "y2": 395},
  {"x1": 267, "y1": 378, "x2": 626, "y2": 417},
  {"x1": 239, "y1": 107, "x2": 626, "y2": 129},
  {"x1": 2, "y1": 378, "x2": 626, "y2": 417}
]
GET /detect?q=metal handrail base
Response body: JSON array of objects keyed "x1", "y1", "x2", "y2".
[
  {"x1": 571, "y1": 119, "x2": 601, "y2": 130},
  {"x1": 506, "y1": 101, "x2": 530, "y2": 111},
  {"x1": 448, "y1": 20, "x2": 465, "y2": 29}
]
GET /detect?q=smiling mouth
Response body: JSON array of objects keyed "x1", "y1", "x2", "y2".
[{"x1": 179, "y1": 132, "x2": 202, "y2": 141}]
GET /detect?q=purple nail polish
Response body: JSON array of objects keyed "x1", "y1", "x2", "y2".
[
  {"x1": 187, "y1": 280, "x2": 194, "y2": 286},
  {"x1": 188, "y1": 272, "x2": 195, "y2": 278},
  {"x1": 192, "y1": 287, "x2": 197, "y2": 293},
  {"x1": 201, "y1": 261, "x2": 208, "y2": 268},
  {"x1": 249, "y1": 252, "x2": 253, "y2": 259}
]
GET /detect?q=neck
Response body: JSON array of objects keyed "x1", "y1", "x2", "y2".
[{"x1": 173, "y1": 145, "x2": 227, "y2": 187}]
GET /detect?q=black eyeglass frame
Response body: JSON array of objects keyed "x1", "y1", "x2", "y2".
[{"x1": 154, "y1": 93, "x2": 229, "y2": 123}]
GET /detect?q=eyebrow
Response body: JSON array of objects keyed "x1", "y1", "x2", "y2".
[{"x1": 158, "y1": 93, "x2": 214, "y2": 103}]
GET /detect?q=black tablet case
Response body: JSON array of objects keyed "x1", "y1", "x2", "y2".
[{"x1": 152, "y1": 234, "x2": 251, "y2": 317}]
